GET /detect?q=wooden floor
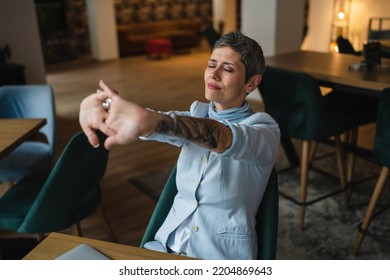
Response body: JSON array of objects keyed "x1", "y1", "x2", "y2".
[{"x1": 47, "y1": 50, "x2": 218, "y2": 246}]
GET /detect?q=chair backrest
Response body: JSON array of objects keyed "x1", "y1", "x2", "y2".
[
  {"x1": 140, "y1": 166, "x2": 178, "y2": 248},
  {"x1": 255, "y1": 168, "x2": 279, "y2": 260},
  {"x1": 0, "y1": 85, "x2": 56, "y2": 156},
  {"x1": 374, "y1": 87, "x2": 390, "y2": 168},
  {"x1": 16, "y1": 131, "x2": 109, "y2": 233},
  {"x1": 368, "y1": 30, "x2": 390, "y2": 40},
  {"x1": 259, "y1": 66, "x2": 331, "y2": 140},
  {"x1": 140, "y1": 166, "x2": 279, "y2": 260}
]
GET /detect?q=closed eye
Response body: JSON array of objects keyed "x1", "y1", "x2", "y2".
[
  {"x1": 207, "y1": 60, "x2": 235, "y2": 73},
  {"x1": 207, "y1": 64, "x2": 234, "y2": 72},
  {"x1": 207, "y1": 61, "x2": 217, "y2": 68}
]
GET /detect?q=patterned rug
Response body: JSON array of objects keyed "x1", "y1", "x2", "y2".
[{"x1": 128, "y1": 141, "x2": 390, "y2": 259}]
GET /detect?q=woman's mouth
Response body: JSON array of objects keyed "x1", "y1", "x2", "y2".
[{"x1": 207, "y1": 83, "x2": 221, "y2": 90}]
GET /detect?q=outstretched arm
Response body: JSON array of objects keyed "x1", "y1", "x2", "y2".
[
  {"x1": 79, "y1": 80, "x2": 232, "y2": 152},
  {"x1": 155, "y1": 113, "x2": 232, "y2": 153}
]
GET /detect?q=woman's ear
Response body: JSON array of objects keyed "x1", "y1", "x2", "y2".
[{"x1": 245, "y1": 75, "x2": 262, "y2": 94}]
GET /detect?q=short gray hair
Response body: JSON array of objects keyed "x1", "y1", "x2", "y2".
[{"x1": 213, "y1": 30, "x2": 265, "y2": 82}]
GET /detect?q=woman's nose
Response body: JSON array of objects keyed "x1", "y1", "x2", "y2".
[{"x1": 211, "y1": 67, "x2": 221, "y2": 81}]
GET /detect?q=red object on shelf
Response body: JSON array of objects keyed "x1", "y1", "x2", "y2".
[{"x1": 146, "y1": 38, "x2": 173, "y2": 58}]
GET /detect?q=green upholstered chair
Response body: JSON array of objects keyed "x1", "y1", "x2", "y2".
[
  {"x1": 0, "y1": 131, "x2": 115, "y2": 241},
  {"x1": 354, "y1": 88, "x2": 390, "y2": 255},
  {"x1": 0, "y1": 85, "x2": 56, "y2": 183},
  {"x1": 259, "y1": 66, "x2": 362, "y2": 230},
  {"x1": 319, "y1": 62, "x2": 378, "y2": 187},
  {"x1": 140, "y1": 167, "x2": 279, "y2": 260},
  {"x1": 321, "y1": 39, "x2": 379, "y2": 185}
]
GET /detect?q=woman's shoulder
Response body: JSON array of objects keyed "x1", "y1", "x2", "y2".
[
  {"x1": 190, "y1": 101, "x2": 209, "y2": 117},
  {"x1": 243, "y1": 111, "x2": 279, "y2": 127}
]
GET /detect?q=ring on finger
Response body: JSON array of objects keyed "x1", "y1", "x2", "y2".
[{"x1": 102, "y1": 98, "x2": 112, "y2": 111}]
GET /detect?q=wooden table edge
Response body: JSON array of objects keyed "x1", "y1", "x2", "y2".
[
  {"x1": 23, "y1": 232, "x2": 196, "y2": 260},
  {"x1": 0, "y1": 118, "x2": 47, "y2": 159}
]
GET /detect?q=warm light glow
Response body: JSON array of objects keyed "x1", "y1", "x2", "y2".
[
  {"x1": 329, "y1": 41, "x2": 340, "y2": 53},
  {"x1": 337, "y1": 11, "x2": 345, "y2": 20},
  {"x1": 330, "y1": 0, "x2": 351, "y2": 49}
]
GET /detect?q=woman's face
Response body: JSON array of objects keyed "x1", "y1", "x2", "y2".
[{"x1": 204, "y1": 46, "x2": 251, "y2": 111}]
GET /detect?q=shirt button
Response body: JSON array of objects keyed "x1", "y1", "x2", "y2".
[
  {"x1": 201, "y1": 156, "x2": 208, "y2": 163},
  {"x1": 191, "y1": 225, "x2": 199, "y2": 232},
  {"x1": 192, "y1": 200, "x2": 198, "y2": 206}
]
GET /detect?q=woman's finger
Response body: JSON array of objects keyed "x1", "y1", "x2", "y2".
[{"x1": 99, "y1": 80, "x2": 117, "y2": 96}]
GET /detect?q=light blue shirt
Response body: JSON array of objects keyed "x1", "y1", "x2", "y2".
[{"x1": 143, "y1": 101, "x2": 280, "y2": 259}]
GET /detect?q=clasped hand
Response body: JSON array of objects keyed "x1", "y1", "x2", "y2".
[{"x1": 79, "y1": 80, "x2": 159, "y2": 149}]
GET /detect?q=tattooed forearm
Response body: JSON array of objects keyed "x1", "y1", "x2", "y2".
[{"x1": 156, "y1": 114, "x2": 232, "y2": 152}]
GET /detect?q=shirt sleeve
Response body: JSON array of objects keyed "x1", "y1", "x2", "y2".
[{"x1": 220, "y1": 112, "x2": 280, "y2": 166}]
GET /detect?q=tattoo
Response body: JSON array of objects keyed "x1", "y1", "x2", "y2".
[{"x1": 156, "y1": 114, "x2": 231, "y2": 152}]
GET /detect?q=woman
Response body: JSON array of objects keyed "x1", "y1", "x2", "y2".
[{"x1": 79, "y1": 30, "x2": 280, "y2": 259}]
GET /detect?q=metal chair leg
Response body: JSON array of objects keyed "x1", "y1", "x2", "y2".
[
  {"x1": 71, "y1": 223, "x2": 82, "y2": 237},
  {"x1": 346, "y1": 127, "x2": 358, "y2": 201},
  {"x1": 70, "y1": 205, "x2": 117, "y2": 242},
  {"x1": 96, "y1": 205, "x2": 117, "y2": 243}
]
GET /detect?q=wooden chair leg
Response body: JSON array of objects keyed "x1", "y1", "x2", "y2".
[
  {"x1": 354, "y1": 166, "x2": 389, "y2": 255},
  {"x1": 300, "y1": 140, "x2": 310, "y2": 230},
  {"x1": 334, "y1": 135, "x2": 349, "y2": 207}
]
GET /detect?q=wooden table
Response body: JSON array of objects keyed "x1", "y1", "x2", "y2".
[
  {"x1": 0, "y1": 118, "x2": 46, "y2": 160},
  {"x1": 23, "y1": 232, "x2": 194, "y2": 260},
  {"x1": 264, "y1": 51, "x2": 390, "y2": 167},
  {"x1": 265, "y1": 50, "x2": 390, "y2": 96}
]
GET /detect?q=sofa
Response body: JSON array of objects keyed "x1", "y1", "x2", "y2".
[{"x1": 117, "y1": 19, "x2": 203, "y2": 57}]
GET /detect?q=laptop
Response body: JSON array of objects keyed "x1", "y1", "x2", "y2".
[{"x1": 56, "y1": 244, "x2": 110, "y2": 260}]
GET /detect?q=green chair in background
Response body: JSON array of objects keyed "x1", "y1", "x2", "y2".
[
  {"x1": 322, "y1": 41, "x2": 379, "y2": 185},
  {"x1": 0, "y1": 131, "x2": 116, "y2": 242},
  {"x1": 354, "y1": 87, "x2": 390, "y2": 255},
  {"x1": 259, "y1": 66, "x2": 364, "y2": 230},
  {"x1": 140, "y1": 166, "x2": 279, "y2": 260},
  {"x1": 0, "y1": 85, "x2": 56, "y2": 183}
]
